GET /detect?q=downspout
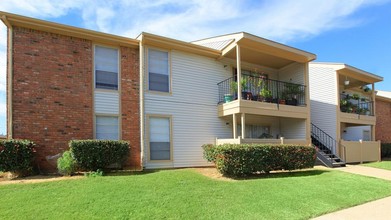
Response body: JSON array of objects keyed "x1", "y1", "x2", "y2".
[
  {"x1": 139, "y1": 38, "x2": 144, "y2": 170},
  {"x1": 1, "y1": 15, "x2": 13, "y2": 139},
  {"x1": 304, "y1": 62, "x2": 311, "y2": 146}
]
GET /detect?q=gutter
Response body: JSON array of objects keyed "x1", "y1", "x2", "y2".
[
  {"x1": 139, "y1": 38, "x2": 145, "y2": 170},
  {"x1": 1, "y1": 15, "x2": 12, "y2": 139}
]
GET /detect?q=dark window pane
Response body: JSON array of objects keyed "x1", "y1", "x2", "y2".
[
  {"x1": 96, "y1": 70, "x2": 118, "y2": 90},
  {"x1": 150, "y1": 142, "x2": 170, "y2": 160},
  {"x1": 149, "y1": 72, "x2": 169, "y2": 92}
]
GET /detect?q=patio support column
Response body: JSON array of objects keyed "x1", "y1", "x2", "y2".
[
  {"x1": 233, "y1": 113, "x2": 237, "y2": 139},
  {"x1": 236, "y1": 45, "x2": 241, "y2": 101},
  {"x1": 241, "y1": 113, "x2": 246, "y2": 138},
  {"x1": 372, "y1": 83, "x2": 376, "y2": 140}
]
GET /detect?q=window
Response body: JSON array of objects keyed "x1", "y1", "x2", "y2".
[
  {"x1": 96, "y1": 116, "x2": 119, "y2": 140},
  {"x1": 148, "y1": 49, "x2": 169, "y2": 92},
  {"x1": 95, "y1": 46, "x2": 119, "y2": 90},
  {"x1": 149, "y1": 117, "x2": 171, "y2": 160}
]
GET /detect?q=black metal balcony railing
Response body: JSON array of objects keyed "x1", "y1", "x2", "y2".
[
  {"x1": 340, "y1": 93, "x2": 374, "y2": 116},
  {"x1": 217, "y1": 74, "x2": 306, "y2": 106}
]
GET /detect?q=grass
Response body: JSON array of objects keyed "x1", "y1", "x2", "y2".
[
  {"x1": 1, "y1": 169, "x2": 391, "y2": 219},
  {"x1": 363, "y1": 160, "x2": 391, "y2": 171}
]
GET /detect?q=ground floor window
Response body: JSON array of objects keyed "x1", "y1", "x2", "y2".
[
  {"x1": 149, "y1": 116, "x2": 171, "y2": 161},
  {"x1": 96, "y1": 116, "x2": 119, "y2": 140}
]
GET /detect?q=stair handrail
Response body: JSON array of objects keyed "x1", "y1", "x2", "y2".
[{"x1": 311, "y1": 123, "x2": 338, "y2": 154}]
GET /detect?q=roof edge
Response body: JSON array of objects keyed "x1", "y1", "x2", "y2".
[
  {"x1": 241, "y1": 32, "x2": 316, "y2": 62},
  {"x1": 310, "y1": 62, "x2": 383, "y2": 82},
  {"x1": 0, "y1": 11, "x2": 139, "y2": 47},
  {"x1": 139, "y1": 32, "x2": 221, "y2": 58}
]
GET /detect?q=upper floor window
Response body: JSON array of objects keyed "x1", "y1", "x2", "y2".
[
  {"x1": 148, "y1": 49, "x2": 169, "y2": 93},
  {"x1": 95, "y1": 46, "x2": 119, "y2": 90}
]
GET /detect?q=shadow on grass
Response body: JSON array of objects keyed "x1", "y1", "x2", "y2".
[{"x1": 226, "y1": 169, "x2": 331, "y2": 181}]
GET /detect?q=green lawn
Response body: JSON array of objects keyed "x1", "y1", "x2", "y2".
[
  {"x1": 1, "y1": 169, "x2": 391, "y2": 220},
  {"x1": 363, "y1": 161, "x2": 391, "y2": 171}
]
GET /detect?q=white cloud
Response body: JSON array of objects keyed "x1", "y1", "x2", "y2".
[
  {"x1": 0, "y1": 0, "x2": 85, "y2": 18},
  {"x1": 0, "y1": 0, "x2": 389, "y2": 41}
]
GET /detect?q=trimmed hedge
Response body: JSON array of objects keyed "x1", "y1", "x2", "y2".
[
  {"x1": 202, "y1": 144, "x2": 217, "y2": 163},
  {"x1": 381, "y1": 143, "x2": 391, "y2": 158},
  {"x1": 202, "y1": 144, "x2": 316, "y2": 176},
  {"x1": 70, "y1": 140, "x2": 130, "y2": 171},
  {"x1": 0, "y1": 139, "x2": 36, "y2": 174}
]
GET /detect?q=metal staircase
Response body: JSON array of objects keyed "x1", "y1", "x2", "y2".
[{"x1": 311, "y1": 123, "x2": 346, "y2": 168}]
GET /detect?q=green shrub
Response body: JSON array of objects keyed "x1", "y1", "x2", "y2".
[
  {"x1": 202, "y1": 144, "x2": 218, "y2": 163},
  {"x1": 203, "y1": 144, "x2": 316, "y2": 177},
  {"x1": 57, "y1": 151, "x2": 76, "y2": 176},
  {"x1": 0, "y1": 139, "x2": 36, "y2": 175},
  {"x1": 381, "y1": 143, "x2": 391, "y2": 158},
  {"x1": 70, "y1": 140, "x2": 130, "y2": 171}
]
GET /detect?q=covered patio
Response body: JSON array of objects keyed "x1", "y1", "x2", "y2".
[{"x1": 216, "y1": 114, "x2": 309, "y2": 146}]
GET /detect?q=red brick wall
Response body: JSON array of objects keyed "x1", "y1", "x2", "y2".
[
  {"x1": 375, "y1": 99, "x2": 391, "y2": 143},
  {"x1": 10, "y1": 27, "x2": 141, "y2": 172},
  {"x1": 11, "y1": 27, "x2": 94, "y2": 172},
  {"x1": 120, "y1": 46, "x2": 141, "y2": 170}
]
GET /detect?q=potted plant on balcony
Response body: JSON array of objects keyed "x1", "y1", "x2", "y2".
[
  {"x1": 240, "y1": 78, "x2": 251, "y2": 100},
  {"x1": 279, "y1": 92, "x2": 287, "y2": 105},
  {"x1": 284, "y1": 83, "x2": 304, "y2": 106},
  {"x1": 259, "y1": 87, "x2": 273, "y2": 102},
  {"x1": 358, "y1": 107, "x2": 369, "y2": 115},
  {"x1": 224, "y1": 81, "x2": 238, "y2": 103},
  {"x1": 250, "y1": 77, "x2": 260, "y2": 101},
  {"x1": 352, "y1": 93, "x2": 360, "y2": 100},
  {"x1": 340, "y1": 98, "x2": 353, "y2": 113},
  {"x1": 361, "y1": 85, "x2": 371, "y2": 93}
]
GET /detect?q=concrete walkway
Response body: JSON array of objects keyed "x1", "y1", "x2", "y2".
[
  {"x1": 337, "y1": 165, "x2": 391, "y2": 181},
  {"x1": 312, "y1": 165, "x2": 391, "y2": 220}
]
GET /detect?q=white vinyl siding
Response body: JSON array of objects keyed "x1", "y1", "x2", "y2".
[
  {"x1": 309, "y1": 65, "x2": 338, "y2": 140},
  {"x1": 149, "y1": 117, "x2": 171, "y2": 160},
  {"x1": 144, "y1": 50, "x2": 232, "y2": 168},
  {"x1": 280, "y1": 118, "x2": 306, "y2": 139},
  {"x1": 96, "y1": 116, "x2": 119, "y2": 140},
  {"x1": 148, "y1": 49, "x2": 169, "y2": 92},
  {"x1": 94, "y1": 91, "x2": 119, "y2": 114},
  {"x1": 278, "y1": 62, "x2": 305, "y2": 85},
  {"x1": 95, "y1": 46, "x2": 119, "y2": 90}
]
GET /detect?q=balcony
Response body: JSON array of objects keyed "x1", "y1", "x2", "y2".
[
  {"x1": 339, "y1": 93, "x2": 376, "y2": 125},
  {"x1": 340, "y1": 93, "x2": 374, "y2": 116},
  {"x1": 217, "y1": 74, "x2": 308, "y2": 118}
]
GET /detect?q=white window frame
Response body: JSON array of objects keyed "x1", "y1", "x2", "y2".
[
  {"x1": 147, "y1": 115, "x2": 173, "y2": 162},
  {"x1": 147, "y1": 48, "x2": 171, "y2": 94},
  {"x1": 95, "y1": 115, "x2": 120, "y2": 140},
  {"x1": 94, "y1": 45, "x2": 120, "y2": 91}
]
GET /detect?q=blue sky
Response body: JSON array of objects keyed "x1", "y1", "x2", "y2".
[{"x1": 0, "y1": 0, "x2": 390, "y2": 135}]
